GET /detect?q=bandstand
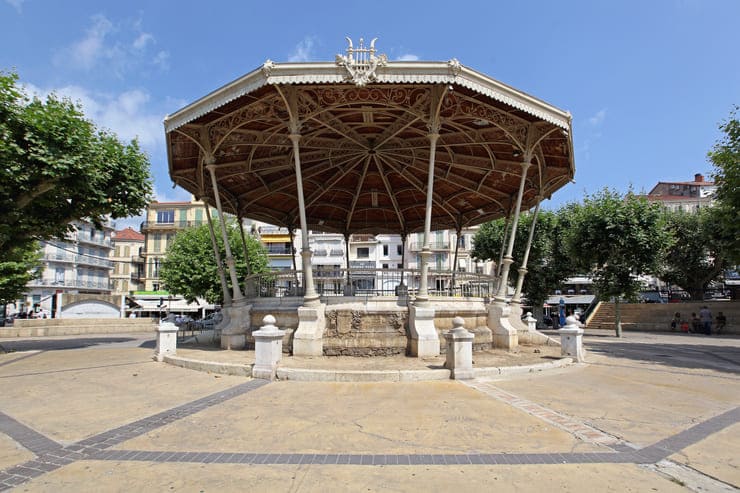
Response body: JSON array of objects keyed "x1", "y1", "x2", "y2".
[{"x1": 164, "y1": 38, "x2": 574, "y2": 357}]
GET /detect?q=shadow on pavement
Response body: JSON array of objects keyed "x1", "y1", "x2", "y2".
[
  {"x1": 585, "y1": 340, "x2": 740, "y2": 375},
  {"x1": 0, "y1": 337, "x2": 137, "y2": 352}
]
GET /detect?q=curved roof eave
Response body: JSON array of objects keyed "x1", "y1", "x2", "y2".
[{"x1": 163, "y1": 61, "x2": 572, "y2": 133}]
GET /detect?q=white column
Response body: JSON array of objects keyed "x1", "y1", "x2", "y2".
[
  {"x1": 511, "y1": 198, "x2": 542, "y2": 305},
  {"x1": 207, "y1": 164, "x2": 243, "y2": 301},
  {"x1": 416, "y1": 131, "x2": 439, "y2": 305},
  {"x1": 203, "y1": 201, "x2": 232, "y2": 306},
  {"x1": 494, "y1": 159, "x2": 531, "y2": 302},
  {"x1": 289, "y1": 133, "x2": 319, "y2": 305}
]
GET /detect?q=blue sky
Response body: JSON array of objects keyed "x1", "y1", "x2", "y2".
[{"x1": 2, "y1": 0, "x2": 738, "y2": 228}]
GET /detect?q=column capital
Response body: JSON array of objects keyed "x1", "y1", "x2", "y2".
[
  {"x1": 427, "y1": 132, "x2": 440, "y2": 143},
  {"x1": 288, "y1": 133, "x2": 301, "y2": 144}
]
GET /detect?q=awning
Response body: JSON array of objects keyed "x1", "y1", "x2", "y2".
[{"x1": 262, "y1": 235, "x2": 291, "y2": 243}]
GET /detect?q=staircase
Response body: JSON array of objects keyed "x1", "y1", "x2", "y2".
[{"x1": 585, "y1": 301, "x2": 739, "y2": 334}]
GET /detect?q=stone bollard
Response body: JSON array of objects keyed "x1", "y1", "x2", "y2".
[
  {"x1": 252, "y1": 315, "x2": 286, "y2": 380},
  {"x1": 154, "y1": 321, "x2": 178, "y2": 362},
  {"x1": 559, "y1": 315, "x2": 585, "y2": 362},
  {"x1": 525, "y1": 312, "x2": 537, "y2": 332},
  {"x1": 444, "y1": 316, "x2": 475, "y2": 380}
]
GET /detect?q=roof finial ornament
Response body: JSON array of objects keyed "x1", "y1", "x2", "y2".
[{"x1": 336, "y1": 37, "x2": 387, "y2": 87}]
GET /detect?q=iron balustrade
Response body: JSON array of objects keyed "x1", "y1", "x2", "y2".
[{"x1": 244, "y1": 268, "x2": 496, "y2": 299}]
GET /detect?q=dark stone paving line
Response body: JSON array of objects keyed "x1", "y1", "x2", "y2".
[
  {"x1": 0, "y1": 379, "x2": 269, "y2": 492},
  {"x1": 0, "y1": 351, "x2": 42, "y2": 368},
  {"x1": 0, "y1": 411, "x2": 62, "y2": 455}
]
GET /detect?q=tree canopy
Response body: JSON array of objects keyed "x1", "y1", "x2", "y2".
[
  {"x1": 564, "y1": 189, "x2": 670, "y2": 336},
  {"x1": 0, "y1": 243, "x2": 43, "y2": 304},
  {"x1": 159, "y1": 220, "x2": 269, "y2": 304},
  {"x1": 473, "y1": 209, "x2": 574, "y2": 317},
  {"x1": 708, "y1": 105, "x2": 739, "y2": 263},
  {"x1": 0, "y1": 71, "x2": 153, "y2": 254}
]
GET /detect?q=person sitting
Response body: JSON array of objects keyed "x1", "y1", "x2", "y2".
[
  {"x1": 715, "y1": 312, "x2": 727, "y2": 334},
  {"x1": 670, "y1": 312, "x2": 681, "y2": 331}
]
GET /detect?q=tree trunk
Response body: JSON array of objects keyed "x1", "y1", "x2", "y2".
[
  {"x1": 614, "y1": 299, "x2": 622, "y2": 338},
  {"x1": 532, "y1": 304, "x2": 545, "y2": 329}
]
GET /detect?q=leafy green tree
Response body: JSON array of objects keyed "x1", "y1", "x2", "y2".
[
  {"x1": 0, "y1": 243, "x2": 43, "y2": 304},
  {"x1": 472, "y1": 209, "x2": 574, "y2": 323},
  {"x1": 564, "y1": 189, "x2": 671, "y2": 337},
  {"x1": 708, "y1": 106, "x2": 739, "y2": 263},
  {"x1": 159, "y1": 220, "x2": 269, "y2": 304},
  {"x1": 660, "y1": 207, "x2": 731, "y2": 299},
  {"x1": 0, "y1": 71, "x2": 153, "y2": 254}
]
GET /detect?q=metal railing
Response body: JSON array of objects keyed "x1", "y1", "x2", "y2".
[
  {"x1": 43, "y1": 253, "x2": 113, "y2": 268},
  {"x1": 244, "y1": 268, "x2": 496, "y2": 299},
  {"x1": 140, "y1": 220, "x2": 204, "y2": 230}
]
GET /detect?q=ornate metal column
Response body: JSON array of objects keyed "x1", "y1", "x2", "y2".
[
  {"x1": 494, "y1": 158, "x2": 531, "y2": 302},
  {"x1": 416, "y1": 130, "x2": 440, "y2": 304},
  {"x1": 511, "y1": 197, "x2": 542, "y2": 305},
  {"x1": 207, "y1": 164, "x2": 244, "y2": 301},
  {"x1": 289, "y1": 133, "x2": 319, "y2": 305},
  {"x1": 203, "y1": 200, "x2": 232, "y2": 306}
]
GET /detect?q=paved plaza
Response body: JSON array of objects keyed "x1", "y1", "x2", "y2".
[{"x1": 0, "y1": 331, "x2": 738, "y2": 492}]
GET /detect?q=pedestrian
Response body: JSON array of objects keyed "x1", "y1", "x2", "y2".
[
  {"x1": 699, "y1": 305, "x2": 712, "y2": 335},
  {"x1": 670, "y1": 312, "x2": 681, "y2": 331},
  {"x1": 690, "y1": 313, "x2": 700, "y2": 334},
  {"x1": 715, "y1": 311, "x2": 726, "y2": 334}
]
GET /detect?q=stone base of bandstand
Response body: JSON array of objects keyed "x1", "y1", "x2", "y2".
[
  {"x1": 292, "y1": 303, "x2": 326, "y2": 356},
  {"x1": 220, "y1": 300, "x2": 252, "y2": 350},
  {"x1": 487, "y1": 301, "x2": 518, "y2": 350},
  {"x1": 409, "y1": 304, "x2": 441, "y2": 357},
  {"x1": 508, "y1": 303, "x2": 560, "y2": 347}
]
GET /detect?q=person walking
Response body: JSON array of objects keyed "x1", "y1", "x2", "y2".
[{"x1": 699, "y1": 306, "x2": 713, "y2": 335}]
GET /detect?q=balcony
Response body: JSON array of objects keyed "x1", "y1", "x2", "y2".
[
  {"x1": 266, "y1": 246, "x2": 293, "y2": 255},
  {"x1": 408, "y1": 241, "x2": 450, "y2": 251},
  {"x1": 68, "y1": 233, "x2": 112, "y2": 248},
  {"x1": 140, "y1": 220, "x2": 204, "y2": 231},
  {"x1": 43, "y1": 253, "x2": 113, "y2": 269},
  {"x1": 350, "y1": 234, "x2": 376, "y2": 243},
  {"x1": 28, "y1": 278, "x2": 112, "y2": 291}
]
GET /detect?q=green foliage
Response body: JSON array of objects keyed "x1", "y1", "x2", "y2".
[
  {"x1": 0, "y1": 242, "x2": 43, "y2": 304},
  {"x1": 0, "y1": 71, "x2": 153, "y2": 252},
  {"x1": 159, "y1": 220, "x2": 269, "y2": 304},
  {"x1": 708, "y1": 106, "x2": 740, "y2": 263},
  {"x1": 660, "y1": 207, "x2": 730, "y2": 299},
  {"x1": 564, "y1": 189, "x2": 671, "y2": 336},
  {"x1": 472, "y1": 209, "x2": 574, "y2": 309}
]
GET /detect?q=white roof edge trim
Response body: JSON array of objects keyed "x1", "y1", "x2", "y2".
[{"x1": 164, "y1": 61, "x2": 571, "y2": 132}]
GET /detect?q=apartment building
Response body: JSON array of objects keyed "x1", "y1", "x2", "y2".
[
  {"x1": 110, "y1": 227, "x2": 145, "y2": 295},
  {"x1": 645, "y1": 173, "x2": 717, "y2": 212}
]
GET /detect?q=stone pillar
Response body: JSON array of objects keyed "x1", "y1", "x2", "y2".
[
  {"x1": 252, "y1": 315, "x2": 286, "y2": 380},
  {"x1": 293, "y1": 303, "x2": 326, "y2": 356},
  {"x1": 207, "y1": 164, "x2": 244, "y2": 301},
  {"x1": 525, "y1": 312, "x2": 537, "y2": 332},
  {"x1": 409, "y1": 303, "x2": 440, "y2": 357},
  {"x1": 560, "y1": 316, "x2": 585, "y2": 362},
  {"x1": 154, "y1": 321, "x2": 178, "y2": 362},
  {"x1": 220, "y1": 302, "x2": 251, "y2": 350},
  {"x1": 444, "y1": 317, "x2": 475, "y2": 380}
]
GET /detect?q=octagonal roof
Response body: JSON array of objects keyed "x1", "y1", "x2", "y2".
[{"x1": 165, "y1": 43, "x2": 574, "y2": 234}]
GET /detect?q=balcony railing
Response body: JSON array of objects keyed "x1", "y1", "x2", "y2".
[
  {"x1": 66, "y1": 233, "x2": 112, "y2": 248},
  {"x1": 43, "y1": 253, "x2": 113, "y2": 269},
  {"x1": 244, "y1": 268, "x2": 495, "y2": 299},
  {"x1": 408, "y1": 241, "x2": 450, "y2": 251},
  {"x1": 28, "y1": 279, "x2": 112, "y2": 290},
  {"x1": 140, "y1": 220, "x2": 204, "y2": 231}
]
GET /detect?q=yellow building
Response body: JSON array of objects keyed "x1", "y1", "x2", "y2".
[
  {"x1": 141, "y1": 198, "x2": 208, "y2": 291},
  {"x1": 110, "y1": 227, "x2": 145, "y2": 294}
]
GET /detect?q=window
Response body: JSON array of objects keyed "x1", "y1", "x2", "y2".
[
  {"x1": 195, "y1": 208, "x2": 203, "y2": 224},
  {"x1": 382, "y1": 263, "x2": 389, "y2": 269},
  {"x1": 383, "y1": 245, "x2": 389, "y2": 256},
  {"x1": 357, "y1": 247, "x2": 369, "y2": 258},
  {"x1": 157, "y1": 210, "x2": 175, "y2": 223},
  {"x1": 396, "y1": 244, "x2": 403, "y2": 255},
  {"x1": 397, "y1": 263, "x2": 403, "y2": 269},
  {"x1": 90, "y1": 228, "x2": 96, "y2": 239},
  {"x1": 153, "y1": 233, "x2": 161, "y2": 252},
  {"x1": 124, "y1": 246, "x2": 130, "y2": 257},
  {"x1": 55, "y1": 268, "x2": 65, "y2": 283}
]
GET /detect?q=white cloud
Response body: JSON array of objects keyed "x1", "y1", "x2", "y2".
[
  {"x1": 22, "y1": 83, "x2": 165, "y2": 152},
  {"x1": 588, "y1": 108, "x2": 607, "y2": 126},
  {"x1": 396, "y1": 54, "x2": 419, "y2": 61},
  {"x1": 54, "y1": 14, "x2": 169, "y2": 76},
  {"x1": 5, "y1": 0, "x2": 24, "y2": 13},
  {"x1": 288, "y1": 36, "x2": 317, "y2": 62}
]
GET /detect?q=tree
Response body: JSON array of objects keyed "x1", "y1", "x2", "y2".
[
  {"x1": 159, "y1": 220, "x2": 269, "y2": 304},
  {"x1": 660, "y1": 207, "x2": 731, "y2": 299},
  {"x1": 708, "y1": 106, "x2": 740, "y2": 263},
  {"x1": 0, "y1": 71, "x2": 153, "y2": 254},
  {"x1": 472, "y1": 209, "x2": 575, "y2": 323},
  {"x1": 564, "y1": 189, "x2": 671, "y2": 337},
  {"x1": 0, "y1": 243, "x2": 43, "y2": 304}
]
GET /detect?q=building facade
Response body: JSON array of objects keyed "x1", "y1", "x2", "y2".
[
  {"x1": 20, "y1": 220, "x2": 114, "y2": 316},
  {"x1": 110, "y1": 227, "x2": 145, "y2": 295},
  {"x1": 645, "y1": 173, "x2": 717, "y2": 212}
]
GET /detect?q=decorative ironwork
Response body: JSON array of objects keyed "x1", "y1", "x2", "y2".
[{"x1": 336, "y1": 37, "x2": 388, "y2": 87}]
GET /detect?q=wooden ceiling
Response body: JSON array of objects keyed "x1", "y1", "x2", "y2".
[{"x1": 167, "y1": 81, "x2": 573, "y2": 234}]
